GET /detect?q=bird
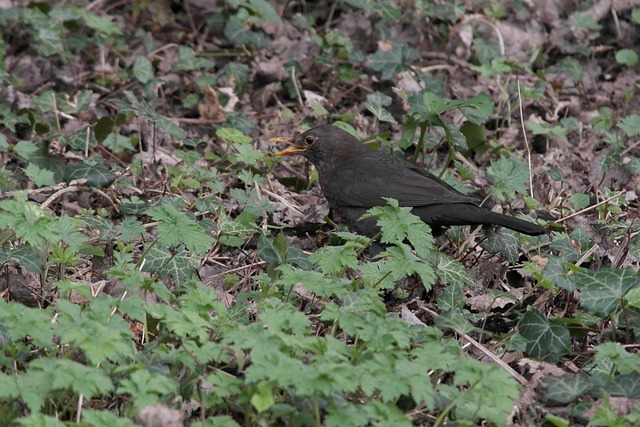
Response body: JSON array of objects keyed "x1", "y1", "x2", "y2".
[{"x1": 270, "y1": 124, "x2": 546, "y2": 238}]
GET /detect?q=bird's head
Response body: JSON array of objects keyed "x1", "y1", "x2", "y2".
[{"x1": 270, "y1": 124, "x2": 360, "y2": 165}]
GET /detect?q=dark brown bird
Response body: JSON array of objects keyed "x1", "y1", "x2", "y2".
[{"x1": 271, "y1": 124, "x2": 545, "y2": 237}]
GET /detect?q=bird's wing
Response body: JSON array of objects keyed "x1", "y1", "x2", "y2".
[{"x1": 323, "y1": 161, "x2": 479, "y2": 209}]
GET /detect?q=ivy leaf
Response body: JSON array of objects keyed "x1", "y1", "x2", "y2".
[
  {"x1": 246, "y1": 0, "x2": 281, "y2": 22},
  {"x1": 543, "y1": 256, "x2": 576, "y2": 291},
  {"x1": 543, "y1": 374, "x2": 592, "y2": 404},
  {"x1": 432, "y1": 253, "x2": 475, "y2": 287},
  {"x1": 480, "y1": 228, "x2": 521, "y2": 262},
  {"x1": 573, "y1": 267, "x2": 638, "y2": 317},
  {"x1": 518, "y1": 308, "x2": 570, "y2": 361},
  {"x1": 142, "y1": 244, "x2": 199, "y2": 285},
  {"x1": 172, "y1": 46, "x2": 216, "y2": 71},
  {"x1": 364, "y1": 91, "x2": 397, "y2": 124},
  {"x1": 368, "y1": 47, "x2": 406, "y2": 79},
  {"x1": 132, "y1": 56, "x2": 154, "y2": 84},
  {"x1": 459, "y1": 92, "x2": 494, "y2": 125}
]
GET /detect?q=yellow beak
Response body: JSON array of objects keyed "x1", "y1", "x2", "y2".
[{"x1": 269, "y1": 137, "x2": 306, "y2": 156}]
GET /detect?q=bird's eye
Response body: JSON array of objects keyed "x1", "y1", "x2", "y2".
[{"x1": 304, "y1": 136, "x2": 315, "y2": 145}]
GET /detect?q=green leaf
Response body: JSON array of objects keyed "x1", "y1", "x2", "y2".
[
  {"x1": 217, "y1": 211, "x2": 258, "y2": 247},
  {"x1": 594, "y1": 342, "x2": 640, "y2": 375},
  {"x1": 64, "y1": 159, "x2": 116, "y2": 188},
  {"x1": 433, "y1": 253, "x2": 475, "y2": 287},
  {"x1": 23, "y1": 163, "x2": 56, "y2": 187},
  {"x1": 366, "y1": 244, "x2": 436, "y2": 290},
  {"x1": 247, "y1": 0, "x2": 281, "y2": 22},
  {"x1": 615, "y1": 49, "x2": 639, "y2": 67},
  {"x1": 82, "y1": 410, "x2": 138, "y2": 427},
  {"x1": 148, "y1": 203, "x2": 214, "y2": 255},
  {"x1": 570, "y1": 11, "x2": 602, "y2": 30},
  {"x1": 276, "y1": 264, "x2": 353, "y2": 298},
  {"x1": 471, "y1": 56, "x2": 514, "y2": 78},
  {"x1": 75, "y1": 7, "x2": 123, "y2": 36},
  {"x1": 30, "y1": 358, "x2": 113, "y2": 398},
  {"x1": 618, "y1": 114, "x2": 640, "y2": 137},
  {"x1": 518, "y1": 308, "x2": 570, "y2": 361},
  {"x1": 364, "y1": 91, "x2": 397, "y2": 124},
  {"x1": 1, "y1": 244, "x2": 45, "y2": 274},
  {"x1": 0, "y1": 200, "x2": 60, "y2": 247},
  {"x1": 132, "y1": 56, "x2": 154, "y2": 83},
  {"x1": 437, "y1": 283, "x2": 466, "y2": 311},
  {"x1": 0, "y1": 300, "x2": 54, "y2": 347},
  {"x1": 251, "y1": 380, "x2": 276, "y2": 412},
  {"x1": 486, "y1": 157, "x2": 530, "y2": 202},
  {"x1": 546, "y1": 57, "x2": 583, "y2": 81},
  {"x1": 573, "y1": 267, "x2": 638, "y2": 317},
  {"x1": 116, "y1": 369, "x2": 178, "y2": 410},
  {"x1": 364, "y1": 198, "x2": 434, "y2": 257},
  {"x1": 226, "y1": 62, "x2": 250, "y2": 94},
  {"x1": 142, "y1": 244, "x2": 198, "y2": 285},
  {"x1": 459, "y1": 93, "x2": 494, "y2": 125},
  {"x1": 543, "y1": 374, "x2": 592, "y2": 404},
  {"x1": 543, "y1": 256, "x2": 576, "y2": 291},
  {"x1": 589, "y1": 107, "x2": 614, "y2": 131},
  {"x1": 568, "y1": 193, "x2": 590, "y2": 210},
  {"x1": 223, "y1": 16, "x2": 267, "y2": 48},
  {"x1": 309, "y1": 242, "x2": 362, "y2": 274},
  {"x1": 56, "y1": 298, "x2": 135, "y2": 365},
  {"x1": 452, "y1": 359, "x2": 521, "y2": 426},
  {"x1": 172, "y1": 46, "x2": 216, "y2": 71},
  {"x1": 15, "y1": 414, "x2": 66, "y2": 427},
  {"x1": 527, "y1": 121, "x2": 568, "y2": 140},
  {"x1": 480, "y1": 228, "x2": 522, "y2": 262},
  {"x1": 368, "y1": 47, "x2": 406, "y2": 79},
  {"x1": 217, "y1": 127, "x2": 252, "y2": 144},
  {"x1": 117, "y1": 215, "x2": 146, "y2": 242},
  {"x1": 57, "y1": 215, "x2": 87, "y2": 251},
  {"x1": 116, "y1": 91, "x2": 186, "y2": 140}
]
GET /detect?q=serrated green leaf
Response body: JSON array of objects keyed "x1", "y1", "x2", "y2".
[
  {"x1": 618, "y1": 114, "x2": 640, "y2": 137},
  {"x1": 487, "y1": 157, "x2": 530, "y2": 202},
  {"x1": 148, "y1": 204, "x2": 214, "y2": 255},
  {"x1": 23, "y1": 163, "x2": 56, "y2": 187}
]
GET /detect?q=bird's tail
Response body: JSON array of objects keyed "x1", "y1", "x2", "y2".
[
  {"x1": 481, "y1": 211, "x2": 546, "y2": 235},
  {"x1": 416, "y1": 204, "x2": 546, "y2": 236}
]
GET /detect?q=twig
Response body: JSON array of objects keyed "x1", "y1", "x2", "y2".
[
  {"x1": 290, "y1": 66, "x2": 305, "y2": 110},
  {"x1": 41, "y1": 185, "x2": 119, "y2": 211},
  {"x1": 621, "y1": 139, "x2": 640, "y2": 156},
  {"x1": 517, "y1": 78, "x2": 534, "y2": 198},
  {"x1": 556, "y1": 190, "x2": 625, "y2": 223}
]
